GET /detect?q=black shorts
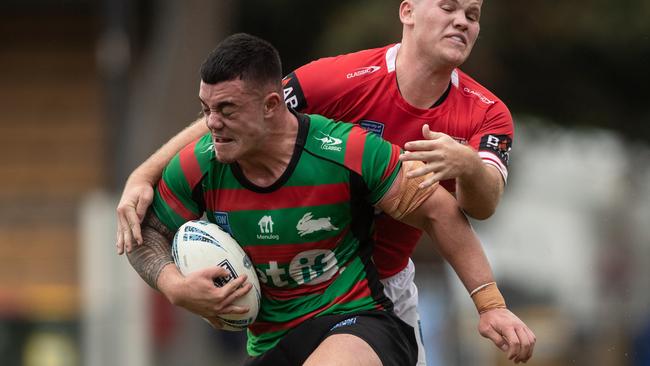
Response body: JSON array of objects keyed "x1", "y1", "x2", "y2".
[{"x1": 244, "y1": 310, "x2": 417, "y2": 366}]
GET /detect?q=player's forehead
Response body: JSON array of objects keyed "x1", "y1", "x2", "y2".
[
  {"x1": 199, "y1": 79, "x2": 257, "y2": 106},
  {"x1": 416, "y1": 0, "x2": 483, "y2": 9}
]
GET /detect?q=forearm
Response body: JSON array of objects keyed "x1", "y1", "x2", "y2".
[
  {"x1": 405, "y1": 188, "x2": 495, "y2": 293},
  {"x1": 126, "y1": 212, "x2": 175, "y2": 290},
  {"x1": 456, "y1": 157, "x2": 504, "y2": 220},
  {"x1": 129, "y1": 117, "x2": 208, "y2": 185}
]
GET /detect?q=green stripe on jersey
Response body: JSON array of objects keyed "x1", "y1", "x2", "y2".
[{"x1": 150, "y1": 113, "x2": 402, "y2": 357}]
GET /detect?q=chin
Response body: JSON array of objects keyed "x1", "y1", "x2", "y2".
[
  {"x1": 441, "y1": 51, "x2": 469, "y2": 68},
  {"x1": 214, "y1": 152, "x2": 237, "y2": 164}
]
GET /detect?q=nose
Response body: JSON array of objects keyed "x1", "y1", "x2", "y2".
[
  {"x1": 452, "y1": 12, "x2": 469, "y2": 30},
  {"x1": 205, "y1": 113, "x2": 224, "y2": 130}
]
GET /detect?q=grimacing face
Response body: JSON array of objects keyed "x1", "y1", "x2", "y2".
[
  {"x1": 408, "y1": 0, "x2": 482, "y2": 67},
  {"x1": 199, "y1": 79, "x2": 268, "y2": 164}
]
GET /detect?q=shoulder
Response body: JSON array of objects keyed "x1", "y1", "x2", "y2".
[
  {"x1": 165, "y1": 133, "x2": 214, "y2": 189},
  {"x1": 304, "y1": 114, "x2": 398, "y2": 176},
  {"x1": 297, "y1": 44, "x2": 393, "y2": 77},
  {"x1": 286, "y1": 45, "x2": 397, "y2": 113},
  {"x1": 451, "y1": 69, "x2": 513, "y2": 131},
  {"x1": 290, "y1": 44, "x2": 395, "y2": 94},
  {"x1": 453, "y1": 69, "x2": 509, "y2": 111}
]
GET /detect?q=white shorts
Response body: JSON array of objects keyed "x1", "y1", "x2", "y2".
[{"x1": 380, "y1": 258, "x2": 426, "y2": 366}]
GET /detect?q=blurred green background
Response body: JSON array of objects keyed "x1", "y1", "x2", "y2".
[{"x1": 0, "y1": 0, "x2": 649, "y2": 365}]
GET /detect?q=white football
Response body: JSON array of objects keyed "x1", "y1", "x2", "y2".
[{"x1": 172, "y1": 220, "x2": 261, "y2": 331}]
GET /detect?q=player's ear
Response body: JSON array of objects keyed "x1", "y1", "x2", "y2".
[
  {"x1": 399, "y1": 0, "x2": 415, "y2": 26},
  {"x1": 263, "y1": 91, "x2": 283, "y2": 118}
]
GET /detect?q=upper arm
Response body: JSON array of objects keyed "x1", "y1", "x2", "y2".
[
  {"x1": 342, "y1": 125, "x2": 402, "y2": 204},
  {"x1": 468, "y1": 102, "x2": 514, "y2": 184},
  {"x1": 376, "y1": 160, "x2": 439, "y2": 223},
  {"x1": 387, "y1": 177, "x2": 460, "y2": 233}
]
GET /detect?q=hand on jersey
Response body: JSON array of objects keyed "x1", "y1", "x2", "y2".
[
  {"x1": 170, "y1": 266, "x2": 252, "y2": 322},
  {"x1": 478, "y1": 308, "x2": 536, "y2": 364},
  {"x1": 116, "y1": 178, "x2": 155, "y2": 255},
  {"x1": 399, "y1": 124, "x2": 477, "y2": 188}
]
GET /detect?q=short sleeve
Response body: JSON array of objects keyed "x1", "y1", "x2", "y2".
[
  {"x1": 467, "y1": 102, "x2": 514, "y2": 182},
  {"x1": 152, "y1": 134, "x2": 212, "y2": 232},
  {"x1": 343, "y1": 125, "x2": 402, "y2": 204}
]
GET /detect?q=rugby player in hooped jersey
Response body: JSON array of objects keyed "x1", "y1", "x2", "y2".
[
  {"x1": 117, "y1": 0, "x2": 536, "y2": 363},
  {"x1": 125, "y1": 33, "x2": 532, "y2": 366}
]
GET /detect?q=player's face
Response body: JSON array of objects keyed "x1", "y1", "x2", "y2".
[
  {"x1": 409, "y1": 0, "x2": 482, "y2": 67},
  {"x1": 199, "y1": 79, "x2": 268, "y2": 164}
]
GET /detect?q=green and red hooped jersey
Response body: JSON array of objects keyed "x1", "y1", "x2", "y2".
[{"x1": 152, "y1": 112, "x2": 403, "y2": 356}]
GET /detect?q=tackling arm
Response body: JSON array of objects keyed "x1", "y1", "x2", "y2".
[
  {"x1": 455, "y1": 153, "x2": 504, "y2": 220},
  {"x1": 378, "y1": 162, "x2": 496, "y2": 293},
  {"x1": 377, "y1": 162, "x2": 535, "y2": 363},
  {"x1": 400, "y1": 125, "x2": 505, "y2": 220},
  {"x1": 117, "y1": 117, "x2": 208, "y2": 253},
  {"x1": 128, "y1": 117, "x2": 207, "y2": 186}
]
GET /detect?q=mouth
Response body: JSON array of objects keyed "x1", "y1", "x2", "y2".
[
  {"x1": 445, "y1": 34, "x2": 467, "y2": 46},
  {"x1": 213, "y1": 136, "x2": 234, "y2": 144}
]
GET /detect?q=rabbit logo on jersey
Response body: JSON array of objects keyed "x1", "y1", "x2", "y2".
[
  {"x1": 296, "y1": 212, "x2": 338, "y2": 236},
  {"x1": 257, "y1": 249, "x2": 339, "y2": 287}
]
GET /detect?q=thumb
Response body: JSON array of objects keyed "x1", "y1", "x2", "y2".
[
  {"x1": 136, "y1": 187, "x2": 154, "y2": 221},
  {"x1": 422, "y1": 124, "x2": 443, "y2": 140}
]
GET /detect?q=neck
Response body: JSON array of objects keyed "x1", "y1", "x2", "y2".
[
  {"x1": 395, "y1": 40, "x2": 455, "y2": 109},
  {"x1": 238, "y1": 109, "x2": 299, "y2": 187}
]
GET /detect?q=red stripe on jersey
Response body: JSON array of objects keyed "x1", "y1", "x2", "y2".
[
  {"x1": 249, "y1": 278, "x2": 372, "y2": 335},
  {"x1": 381, "y1": 144, "x2": 401, "y2": 181},
  {"x1": 244, "y1": 228, "x2": 349, "y2": 263},
  {"x1": 205, "y1": 183, "x2": 350, "y2": 212},
  {"x1": 158, "y1": 180, "x2": 196, "y2": 220},
  {"x1": 343, "y1": 126, "x2": 366, "y2": 175},
  {"x1": 179, "y1": 140, "x2": 203, "y2": 189},
  {"x1": 261, "y1": 275, "x2": 337, "y2": 301}
]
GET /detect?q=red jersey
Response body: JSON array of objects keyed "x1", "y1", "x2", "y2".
[{"x1": 283, "y1": 43, "x2": 513, "y2": 278}]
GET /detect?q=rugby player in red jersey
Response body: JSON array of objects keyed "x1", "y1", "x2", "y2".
[{"x1": 118, "y1": 0, "x2": 535, "y2": 363}]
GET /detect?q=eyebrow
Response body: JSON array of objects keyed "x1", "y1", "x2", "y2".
[{"x1": 198, "y1": 97, "x2": 236, "y2": 111}]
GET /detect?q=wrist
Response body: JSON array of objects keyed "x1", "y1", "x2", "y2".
[
  {"x1": 157, "y1": 263, "x2": 186, "y2": 305},
  {"x1": 127, "y1": 170, "x2": 158, "y2": 186},
  {"x1": 470, "y1": 282, "x2": 507, "y2": 314},
  {"x1": 458, "y1": 146, "x2": 483, "y2": 181}
]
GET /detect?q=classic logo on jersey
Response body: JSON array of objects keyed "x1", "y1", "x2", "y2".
[
  {"x1": 282, "y1": 72, "x2": 307, "y2": 110},
  {"x1": 214, "y1": 211, "x2": 233, "y2": 235},
  {"x1": 479, "y1": 134, "x2": 512, "y2": 166},
  {"x1": 257, "y1": 215, "x2": 279, "y2": 240},
  {"x1": 463, "y1": 87, "x2": 495, "y2": 105},
  {"x1": 257, "y1": 249, "x2": 339, "y2": 287},
  {"x1": 359, "y1": 120, "x2": 385, "y2": 137},
  {"x1": 314, "y1": 132, "x2": 343, "y2": 152},
  {"x1": 346, "y1": 66, "x2": 381, "y2": 79},
  {"x1": 296, "y1": 212, "x2": 338, "y2": 236},
  {"x1": 213, "y1": 259, "x2": 237, "y2": 287}
]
